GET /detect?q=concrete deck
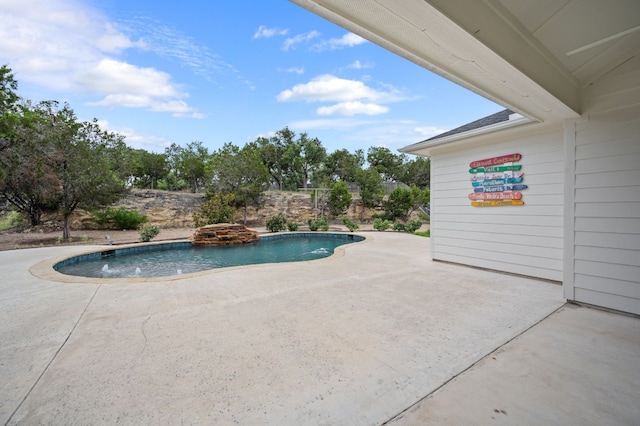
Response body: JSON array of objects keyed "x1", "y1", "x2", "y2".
[{"x1": 0, "y1": 232, "x2": 637, "y2": 425}]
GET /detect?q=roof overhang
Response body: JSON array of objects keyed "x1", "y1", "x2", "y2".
[
  {"x1": 398, "y1": 113, "x2": 533, "y2": 157},
  {"x1": 290, "y1": 0, "x2": 586, "y2": 124}
]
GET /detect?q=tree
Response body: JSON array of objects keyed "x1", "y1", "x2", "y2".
[
  {"x1": 383, "y1": 184, "x2": 430, "y2": 222},
  {"x1": 400, "y1": 156, "x2": 430, "y2": 188},
  {"x1": 355, "y1": 167, "x2": 385, "y2": 220},
  {"x1": 209, "y1": 142, "x2": 270, "y2": 223},
  {"x1": 323, "y1": 148, "x2": 364, "y2": 183},
  {"x1": 256, "y1": 127, "x2": 303, "y2": 190},
  {"x1": 54, "y1": 116, "x2": 129, "y2": 240},
  {"x1": 298, "y1": 133, "x2": 326, "y2": 189},
  {"x1": 327, "y1": 180, "x2": 352, "y2": 218},
  {"x1": 131, "y1": 149, "x2": 168, "y2": 189},
  {"x1": 0, "y1": 100, "x2": 66, "y2": 225},
  {"x1": 367, "y1": 146, "x2": 406, "y2": 182},
  {"x1": 164, "y1": 141, "x2": 209, "y2": 192},
  {"x1": 1, "y1": 95, "x2": 129, "y2": 238}
]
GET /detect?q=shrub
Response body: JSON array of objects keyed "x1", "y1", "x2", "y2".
[
  {"x1": 393, "y1": 220, "x2": 422, "y2": 233},
  {"x1": 140, "y1": 225, "x2": 160, "y2": 242},
  {"x1": 0, "y1": 210, "x2": 24, "y2": 231},
  {"x1": 327, "y1": 181, "x2": 352, "y2": 217},
  {"x1": 342, "y1": 216, "x2": 359, "y2": 232},
  {"x1": 287, "y1": 221, "x2": 299, "y2": 231},
  {"x1": 373, "y1": 218, "x2": 391, "y2": 231},
  {"x1": 193, "y1": 193, "x2": 235, "y2": 227},
  {"x1": 307, "y1": 216, "x2": 329, "y2": 231},
  {"x1": 266, "y1": 213, "x2": 287, "y2": 232},
  {"x1": 91, "y1": 207, "x2": 147, "y2": 230}
]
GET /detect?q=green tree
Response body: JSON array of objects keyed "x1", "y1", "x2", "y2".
[
  {"x1": 383, "y1": 186, "x2": 414, "y2": 221},
  {"x1": 299, "y1": 133, "x2": 326, "y2": 189},
  {"x1": 209, "y1": 142, "x2": 270, "y2": 223},
  {"x1": 54, "y1": 116, "x2": 129, "y2": 240},
  {"x1": 131, "y1": 149, "x2": 168, "y2": 189},
  {"x1": 367, "y1": 146, "x2": 406, "y2": 182},
  {"x1": 256, "y1": 127, "x2": 303, "y2": 190},
  {"x1": 323, "y1": 148, "x2": 364, "y2": 182},
  {"x1": 400, "y1": 156, "x2": 430, "y2": 188},
  {"x1": 383, "y1": 184, "x2": 430, "y2": 222},
  {"x1": 0, "y1": 100, "x2": 58, "y2": 225},
  {"x1": 355, "y1": 167, "x2": 385, "y2": 220},
  {"x1": 327, "y1": 180, "x2": 352, "y2": 218},
  {"x1": 164, "y1": 141, "x2": 209, "y2": 192}
]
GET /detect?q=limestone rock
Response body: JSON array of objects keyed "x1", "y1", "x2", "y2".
[{"x1": 190, "y1": 223, "x2": 259, "y2": 246}]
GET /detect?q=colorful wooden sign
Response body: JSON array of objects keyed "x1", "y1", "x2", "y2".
[
  {"x1": 470, "y1": 171, "x2": 524, "y2": 181},
  {"x1": 469, "y1": 165, "x2": 522, "y2": 173},
  {"x1": 471, "y1": 177, "x2": 524, "y2": 187},
  {"x1": 473, "y1": 184, "x2": 528, "y2": 193},
  {"x1": 469, "y1": 153, "x2": 526, "y2": 207},
  {"x1": 469, "y1": 153, "x2": 521, "y2": 169},
  {"x1": 471, "y1": 200, "x2": 525, "y2": 207},
  {"x1": 469, "y1": 191, "x2": 522, "y2": 201}
]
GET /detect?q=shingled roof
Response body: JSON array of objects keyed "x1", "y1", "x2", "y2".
[{"x1": 426, "y1": 109, "x2": 514, "y2": 142}]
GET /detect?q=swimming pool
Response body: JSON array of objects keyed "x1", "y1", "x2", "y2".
[{"x1": 54, "y1": 233, "x2": 364, "y2": 278}]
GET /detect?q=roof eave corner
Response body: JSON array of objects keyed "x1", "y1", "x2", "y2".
[{"x1": 399, "y1": 114, "x2": 534, "y2": 157}]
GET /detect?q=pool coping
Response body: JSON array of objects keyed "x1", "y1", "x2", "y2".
[{"x1": 30, "y1": 231, "x2": 371, "y2": 284}]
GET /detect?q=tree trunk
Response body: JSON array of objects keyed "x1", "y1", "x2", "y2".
[
  {"x1": 28, "y1": 206, "x2": 41, "y2": 226},
  {"x1": 62, "y1": 214, "x2": 72, "y2": 241}
]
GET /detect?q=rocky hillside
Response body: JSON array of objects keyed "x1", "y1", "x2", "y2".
[{"x1": 70, "y1": 189, "x2": 386, "y2": 229}]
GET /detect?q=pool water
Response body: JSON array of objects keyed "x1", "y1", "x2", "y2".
[{"x1": 54, "y1": 233, "x2": 364, "y2": 278}]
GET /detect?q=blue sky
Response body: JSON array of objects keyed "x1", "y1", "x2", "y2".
[{"x1": 0, "y1": 0, "x2": 502, "y2": 154}]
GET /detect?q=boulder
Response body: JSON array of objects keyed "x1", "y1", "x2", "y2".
[{"x1": 190, "y1": 223, "x2": 259, "y2": 246}]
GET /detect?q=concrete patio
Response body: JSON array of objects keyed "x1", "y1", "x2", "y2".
[{"x1": 1, "y1": 232, "x2": 638, "y2": 425}]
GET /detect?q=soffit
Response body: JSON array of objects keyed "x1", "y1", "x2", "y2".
[{"x1": 290, "y1": 0, "x2": 640, "y2": 122}]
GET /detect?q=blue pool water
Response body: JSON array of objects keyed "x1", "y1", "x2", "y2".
[{"x1": 54, "y1": 233, "x2": 364, "y2": 278}]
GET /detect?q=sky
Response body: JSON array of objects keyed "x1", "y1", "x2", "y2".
[{"x1": 0, "y1": 0, "x2": 502, "y2": 155}]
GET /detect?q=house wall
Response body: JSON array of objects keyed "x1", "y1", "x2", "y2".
[
  {"x1": 429, "y1": 125, "x2": 564, "y2": 281},
  {"x1": 565, "y1": 55, "x2": 640, "y2": 315}
]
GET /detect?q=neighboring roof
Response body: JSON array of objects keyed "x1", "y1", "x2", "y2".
[
  {"x1": 425, "y1": 109, "x2": 513, "y2": 142},
  {"x1": 399, "y1": 109, "x2": 532, "y2": 156}
]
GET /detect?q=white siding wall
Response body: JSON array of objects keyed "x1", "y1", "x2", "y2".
[
  {"x1": 429, "y1": 126, "x2": 564, "y2": 281},
  {"x1": 566, "y1": 55, "x2": 640, "y2": 315}
]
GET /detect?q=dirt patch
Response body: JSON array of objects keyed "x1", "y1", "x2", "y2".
[{"x1": 0, "y1": 228, "x2": 195, "y2": 252}]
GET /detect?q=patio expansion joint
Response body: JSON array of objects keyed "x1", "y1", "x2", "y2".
[
  {"x1": 381, "y1": 302, "x2": 568, "y2": 425},
  {"x1": 4, "y1": 284, "x2": 103, "y2": 426}
]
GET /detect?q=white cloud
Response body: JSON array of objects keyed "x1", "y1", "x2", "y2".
[
  {"x1": 79, "y1": 59, "x2": 183, "y2": 98},
  {"x1": 414, "y1": 126, "x2": 448, "y2": 138},
  {"x1": 253, "y1": 25, "x2": 288, "y2": 39},
  {"x1": 282, "y1": 30, "x2": 320, "y2": 51},
  {"x1": 347, "y1": 60, "x2": 373, "y2": 70},
  {"x1": 96, "y1": 120, "x2": 173, "y2": 153},
  {"x1": 288, "y1": 118, "x2": 373, "y2": 131},
  {"x1": 279, "y1": 67, "x2": 305, "y2": 75},
  {"x1": 317, "y1": 101, "x2": 388, "y2": 116},
  {"x1": 277, "y1": 74, "x2": 391, "y2": 103},
  {"x1": 0, "y1": 0, "x2": 206, "y2": 117},
  {"x1": 312, "y1": 32, "x2": 367, "y2": 51}
]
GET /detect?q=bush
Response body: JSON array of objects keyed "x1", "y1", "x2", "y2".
[
  {"x1": 393, "y1": 220, "x2": 422, "y2": 233},
  {"x1": 193, "y1": 193, "x2": 235, "y2": 227},
  {"x1": 287, "y1": 221, "x2": 299, "y2": 231},
  {"x1": 266, "y1": 213, "x2": 287, "y2": 232},
  {"x1": 91, "y1": 207, "x2": 147, "y2": 230},
  {"x1": 0, "y1": 210, "x2": 24, "y2": 231},
  {"x1": 342, "y1": 216, "x2": 359, "y2": 232},
  {"x1": 373, "y1": 218, "x2": 391, "y2": 231},
  {"x1": 139, "y1": 225, "x2": 160, "y2": 242},
  {"x1": 307, "y1": 216, "x2": 328, "y2": 231}
]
